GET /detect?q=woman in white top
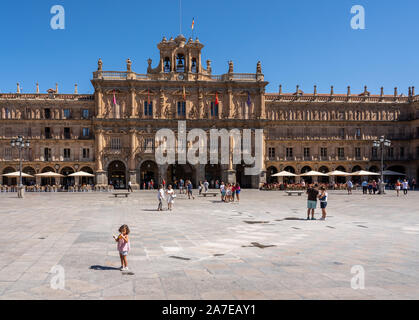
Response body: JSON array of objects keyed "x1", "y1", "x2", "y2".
[{"x1": 166, "y1": 185, "x2": 175, "y2": 211}]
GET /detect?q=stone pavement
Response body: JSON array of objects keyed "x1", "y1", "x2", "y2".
[{"x1": 0, "y1": 189, "x2": 418, "y2": 300}]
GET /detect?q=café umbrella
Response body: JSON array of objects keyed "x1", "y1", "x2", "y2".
[
  {"x1": 327, "y1": 170, "x2": 350, "y2": 176},
  {"x1": 2, "y1": 171, "x2": 34, "y2": 178},
  {"x1": 299, "y1": 170, "x2": 328, "y2": 177},
  {"x1": 272, "y1": 171, "x2": 298, "y2": 177},
  {"x1": 35, "y1": 171, "x2": 64, "y2": 185},
  {"x1": 351, "y1": 170, "x2": 380, "y2": 176},
  {"x1": 68, "y1": 171, "x2": 95, "y2": 177},
  {"x1": 382, "y1": 170, "x2": 406, "y2": 176}
]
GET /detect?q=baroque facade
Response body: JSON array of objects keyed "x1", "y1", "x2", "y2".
[{"x1": 1, "y1": 35, "x2": 419, "y2": 189}]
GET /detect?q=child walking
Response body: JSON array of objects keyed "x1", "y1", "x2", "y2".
[{"x1": 114, "y1": 224, "x2": 130, "y2": 271}]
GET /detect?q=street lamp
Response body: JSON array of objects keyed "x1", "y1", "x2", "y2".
[
  {"x1": 373, "y1": 136, "x2": 391, "y2": 194},
  {"x1": 10, "y1": 136, "x2": 30, "y2": 198}
]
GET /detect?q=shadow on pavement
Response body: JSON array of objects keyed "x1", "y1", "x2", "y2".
[{"x1": 89, "y1": 265, "x2": 120, "y2": 271}]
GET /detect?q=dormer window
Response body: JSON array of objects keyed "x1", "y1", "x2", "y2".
[
  {"x1": 164, "y1": 57, "x2": 171, "y2": 73},
  {"x1": 191, "y1": 58, "x2": 197, "y2": 73},
  {"x1": 176, "y1": 54, "x2": 185, "y2": 72}
]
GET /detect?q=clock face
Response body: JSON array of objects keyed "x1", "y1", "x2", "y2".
[{"x1": 178, "y1": 74, "x2": 185, "y2": 80}]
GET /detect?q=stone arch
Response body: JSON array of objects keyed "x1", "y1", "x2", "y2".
[
  {"x1": 318, "y1": 166, "x2": 330, "y2": 183},
  {"x1": 61, "y1": 167, "x2": 75, "y2": 189},
  {"x1": 205, "y1": 164, "x2": 222, "y2": 186},
  {"x1": 22, "y1": 166, "x2": 36, "y2": 186},
  {"x1": 301, "y1": 166, "x2": 313, "y2": 184},
  {"x1": 266, "y1": 166, "x2": 278, "y2": 183},
  {"x1": 167, "y1": 163, "x2": 196, "y2": 187},
  {"x1": 139, "y1": 160, "x2": 158, "y2": 189},
  {"x1": 80, "y1": 166, "x2": 95, "y2": 185},
  {"x1": 283, "y1": 166, "x2": 296, "y2": 183},
  {"x1": 335, "y1": 166, "x2": 347, "y2": 184},
  {"x1": 2, "y1": 166, "x2": 16, "y2": 185},
  {"x1": 108, "y1": 160, "x2": 127, "y2": 189}
]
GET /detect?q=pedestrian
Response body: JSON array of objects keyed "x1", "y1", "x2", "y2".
[
  {"x1": 361, "y1": 180, "x2": 368, "y2": 194},
  {"x1": 318, "y1": 186, "x2": 328, "y2": 220},
  {"x1": 402, "y1": 179, "x2": 409, "y2": 195},
  {"x1": 166, "y1": 185, "x2": 175, "y2": 211},
  {"x1": 306, "y1": 184, "x2": 319, "y2": 220},
  {"x1": 395, "y1": 179, "x2": 401, "y2": 197},
  {"x1": 231, "y1": 184, "x2": 235, "y2": 201},
  {"x1": 346, "y1": 180, "x2": 353, "y2": 195},
  {"x1": 226, "y1": 184, "x2": 232, "y2": 202},
  {"x1": 179, "y1": 179, "x2": 184, "y2": 194},
  {"x1": 127, "y1": 180, "x2": 133, "y2": 192},
  {"x1": 235, "y1": 183, "x2": 241, "y2": 202},
  {"x1": 157, "y1": 184, "x2": 165, "y2": 211},
  {"x1": 372, "y1": 180, "x2": 377, "y2": 194},
  {"x1": 198, "y1": 181, "x2": 203, "y2": 195},
  {"x1": 113, "y1": 224, "x2": 130, "y2": 271},
  {"x1": 204, "y1": 180, "x2": 209, "y2": 193},
  {"x1": 187, "y1": 180, "x2": 195, "y2": 199},
  {"x1": 220, "y1": 182, "x2": 226, "y2": 202},
  {"x1": 412, "y1": 178, "x2": 416, "y2": 191},
  {"x1": 368, "y1": 180, "x2": 373, "y2": 194}
]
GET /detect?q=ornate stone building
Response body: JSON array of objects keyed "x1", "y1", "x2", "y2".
[{"x1": 1, "y1": 35, "x2": 418, "y2": 188}]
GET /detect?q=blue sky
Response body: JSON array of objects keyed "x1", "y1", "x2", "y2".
[{"x1": 0, "y1": 0, "x2": 418, "y2": 95}]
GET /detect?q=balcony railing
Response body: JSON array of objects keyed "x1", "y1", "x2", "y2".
[{"x1": 93, "y1": 71, "x2": 260, "y2": 82}]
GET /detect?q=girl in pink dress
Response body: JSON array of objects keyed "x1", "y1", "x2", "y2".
[{"x1": 114, "y1": 224, "x2": 131, "y2": 271}]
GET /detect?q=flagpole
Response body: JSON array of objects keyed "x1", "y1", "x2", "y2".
[{"x1": 179, "y1": 0, "x2": 182, "y2": 34}]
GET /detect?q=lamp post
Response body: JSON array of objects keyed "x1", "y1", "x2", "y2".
[
  {"x1": 10, "y1": 136, "x2": 30, "y2": 198},
  {"x1": 373, "y1": 136, "x2": 391, "y2": 194}
]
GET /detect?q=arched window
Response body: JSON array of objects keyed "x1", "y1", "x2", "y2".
[
  {"x1": 191, "y1": 58, "x2": 197, "y2": 73},
  {"x1": 176, "y1": 54, "x2": 185, "y2": 72},
  {"x1": 164, "y1": 57, "x2": 171, "y2": 73}
]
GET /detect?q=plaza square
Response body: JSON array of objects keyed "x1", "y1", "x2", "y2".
[{"x1": 0, "y1": 189, "x2": 418, "y2": 300}]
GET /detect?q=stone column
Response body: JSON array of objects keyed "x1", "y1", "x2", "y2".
[
  {"x1": 196, "y1": 164, "x2": 205, "y2": 187},
  {"x1": 257, "y1": 132, "x2": 267, "y2": 188},
  {"x1": 226, "y1": 136, "x2": 236, "y2": 184},
  {"x1": 96, "y1": 89, "x2": 103, "y2": 118},
  {"x1": 128, "y1": 129, "x2": 139, "y2": 189},
  {"x1": 259, "y1": 88, "x2": 266, "y2": 119},
  {"x1": 95, "y1": 128, "x2": 107, "y2": 186},
  {"x1": 130, "y1": 88, "x2": 137, "y2": 118},
  {"x1": 227, "y1": 87, "x2": 233, "y2": 119}
]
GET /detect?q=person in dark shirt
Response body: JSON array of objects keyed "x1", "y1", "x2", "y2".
[{"x1": 306, "y1": 184, "x2": 319, "y2": 220}]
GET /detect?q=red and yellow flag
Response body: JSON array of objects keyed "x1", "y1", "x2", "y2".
[{"x1": 191, "y1": 18, "x2": 195, "y2": 31}]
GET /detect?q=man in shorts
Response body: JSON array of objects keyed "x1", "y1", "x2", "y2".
[{"x1": 306, "y1": 184, "x2": 319, "y2": 220}]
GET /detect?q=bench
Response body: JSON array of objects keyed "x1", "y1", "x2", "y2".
[
  {"x1": 113, "y1": 192, "x2": 130, "y2": 198},
  {"x1": 286, "y1": 191, "x2": 303, "y2": 196},
  {"x1": 202, "y1": 192, "x2": 218, "y2": 197}
]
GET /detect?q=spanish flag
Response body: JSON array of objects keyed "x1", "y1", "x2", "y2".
[
  {"x1": 191, "y1": 18, "x2": 195, "y2": 31},
  {"x1": 215, "y1": 92, "x2": 219, "y2": 105}
]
